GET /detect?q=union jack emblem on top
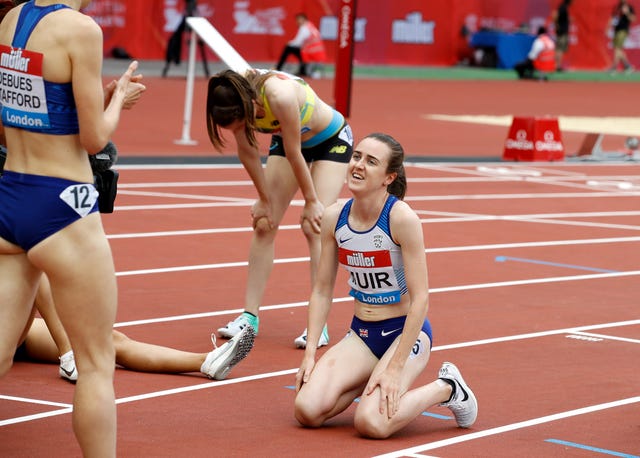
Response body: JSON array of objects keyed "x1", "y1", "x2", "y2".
[{"x1": 359, "y1": 328, "x2": 368, "y2": 338}]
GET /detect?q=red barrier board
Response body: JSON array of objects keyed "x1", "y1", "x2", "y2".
[
  {"x1": 503, "y1": 116, "x2": 564, "y2": 161},
  {"x1": 85, "y1": 0, "x2": 640, "y2": 71}
]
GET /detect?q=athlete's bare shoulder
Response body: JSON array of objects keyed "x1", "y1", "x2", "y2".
[
  {"x1": 390, "y1": 199, "x2": 419, "y2": 224},
  {"x1": 55, "y1": 7, "x2": 102, "y2": 41}
]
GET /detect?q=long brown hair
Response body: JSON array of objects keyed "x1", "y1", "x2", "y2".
[{"x1": 205, "y1": 69, "x2": 275, "y2": 151}]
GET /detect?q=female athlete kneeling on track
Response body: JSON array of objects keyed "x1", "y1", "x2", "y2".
[
  {"x1": 294, "y1": 133, "x2": 478, "y2": 438},
  {"x1": 15, "y1": 275, "x2": 255, "y2": 382},
  {"x1": 206, "y1": 68, "x2": 353, "y2": 349}
]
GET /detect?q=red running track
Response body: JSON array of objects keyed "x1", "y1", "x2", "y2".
[{"x1": 2, "y1": 160, "x2": 639, "y2": 457}]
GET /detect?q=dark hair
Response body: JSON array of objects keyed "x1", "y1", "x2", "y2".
[
  {"x1": 364, "y1": 132, "x2": 407, "y2": 200},
  {"x1": 0, "y1": 0, "x2": 14, "y2": 22},
  {"x1": 206, "y1": 69, "x2": 276, "y2": 151}
]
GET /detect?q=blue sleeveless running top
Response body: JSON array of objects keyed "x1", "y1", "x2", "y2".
[{"x1": 0, "y1": 1, "x2": 79, "y2": 134}]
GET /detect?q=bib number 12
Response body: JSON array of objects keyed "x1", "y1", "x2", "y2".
[{"x1": 60, "y1": 184, "x2": 99, "y2": 217}]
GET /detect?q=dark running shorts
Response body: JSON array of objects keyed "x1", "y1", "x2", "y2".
[
  {"x1": 0, "y1": 171, "x2": 99, "y2": 251},
  {"x1": 268, "y1": 122, "x2": 353, "y2": 164},
  {"x1": 350, "y1": 315, "x2": 433, "y2": 359}
]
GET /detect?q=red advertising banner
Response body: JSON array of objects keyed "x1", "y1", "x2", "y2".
[{"x1": 85, "y1": 0, "x2": 640, "y2": 71}]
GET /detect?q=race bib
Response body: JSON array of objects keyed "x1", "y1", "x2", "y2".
[
  {"x1": 0, "y1": 45, "x2": 50, "y2": 129},
  {"x1": 60, "y1": 184, "x2": 99, "y2": 217},
  {"x1": 409, "y1": 338, "x2": 425, "y2": 360}
]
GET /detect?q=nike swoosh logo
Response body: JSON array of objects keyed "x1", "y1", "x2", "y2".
[
  {"x1": 381, "y1": 328, "x2": 402, "y2": 337},
  {"x1": 457, "y1": 382, "x2": 469, "y2": 402},
  {"x1": 61, "y1": 367, "x2": 76, "y2": 377},
  {"x1": 339, "y1": 237, "x2": 352, "y2": 244}
]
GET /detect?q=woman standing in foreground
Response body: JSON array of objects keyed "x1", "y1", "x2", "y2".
[
  {"x1": 0, "y1": 1, "x2": 144, "y2": 456},
  {"x1": 294, "y1": 133, "x2": 478, "y2": 438},
  {"x1": 206, "y1": 69, "x2": 353, "y2": 348}
]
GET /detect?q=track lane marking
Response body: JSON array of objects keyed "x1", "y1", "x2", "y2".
[
  {"x1": 372, "y1": 397, "x2": 640, "y2": 457},
  {"x1": 3, "y1": 321, "x2": 638, "y2": 428}
]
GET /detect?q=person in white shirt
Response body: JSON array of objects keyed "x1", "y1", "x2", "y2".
[
  {"x1": 514, "y1": 26, "x2": 556, "y2": 80},
  {"x1": 275, "y1": 13, "x2": 317, "y2": 77}
]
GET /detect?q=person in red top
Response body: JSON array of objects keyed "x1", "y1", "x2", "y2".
[
  {"x1": 300, "y1": 17, "x2": 326, "y2": 77},
  {"x1": 276, "y1": 13, "x2": 325, "y2": 77},
  {"x1": 514, "y1": 26, "x2": 556, "y2": 80}
]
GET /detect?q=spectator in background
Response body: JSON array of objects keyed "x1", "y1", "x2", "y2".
[
  {"x1": 275, "y1": 13, "x2": 325, "y2": 77},
  {"x1": 514, "y1": 26, "x2": 556, "y2": 80},
  {"x1": 610, "y1": 0, "x2": 636, "y2": 73},
  {"x1": 551, "y1": 0, "x2": 572, "y2": 71},
  {"x1": 162, "y1": 0, "x2": 210, "y2": 78}
]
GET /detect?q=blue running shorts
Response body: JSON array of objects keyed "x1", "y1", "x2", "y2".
[
  {"x1": 0, "y1": 171, "x2": 99, "y2": 251},
  {"x1": 350, "y1": 315, "x2": 433, "y2": 360}
]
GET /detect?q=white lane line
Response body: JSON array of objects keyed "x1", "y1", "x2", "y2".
[
  {"x1": 571, "y1": 332, "x2": 640, "y2": 345},
  {"x1": 372, "y1": 397, "x2": 640, "y2": 457},
  {"x1": 3, "y1": 321, "x2": 638, "y2": 428},
  {"x1": 112, "y1": 237, "x2": 640, "y2": 276},
  {"x1": 0, "y1": 395, "x2": 71, "y2": 408}
]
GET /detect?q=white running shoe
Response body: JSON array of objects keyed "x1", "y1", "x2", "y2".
[
  {"x1": 201, "y1": 325, "x2": 256, "y2": 380},
  {"x1": 438, "y1": 361, "x2": 478, "y2": 428},
  {"x1": 59, "y1": 350, "x2": 78, "y2": 383},
  {"x1": 294, "y1": 325, "x2": 329, "y2": 349},
  {"x1": 217, "y1": 312, "x2": 259, "y2": 339}
]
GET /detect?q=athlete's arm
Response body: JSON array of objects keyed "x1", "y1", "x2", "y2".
[
  {"x1": 296, "y1": 203, "x2": 341, "y2": 390},
  {"x1": 68, "y1": 12, "x2": 134, "y2": 154},
  {"x1": 391, "y1": 202, "x2": 429, "y2": 363},
  {"x1": 266, "y1": 79, "x2": 323, "y2": 232},
  {"x1": 233, "y1": 126, "x2": 273, "y2": 228}
]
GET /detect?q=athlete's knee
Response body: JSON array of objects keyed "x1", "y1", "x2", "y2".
[
  {"x1": 253, "y1": 217, "x2": 278, "y2": 238},
  {"x1": 300, "y1": 218, "x2": 320, "y2": 240},
  {"x1": 354, "y1": 408, "x2": 392, "y2": 439},
  {"x1": 74, "y1": 342, "x2": 115, "y2": 375},
  {"x1": 294, "y1": 404, "x2": 323, "y2": 428},
  {"x1": 294, "y1": 394, "x2": 325, "y2": 428}
]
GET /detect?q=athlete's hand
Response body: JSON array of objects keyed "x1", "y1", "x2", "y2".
[
  {"x1": 365, "y1": 366, "x2": 402, "y2": 419},
  {"x1": 251, "y1": 199, "x2": 274, "y2": 231},
  {"x1": 122, "y1": 74, "x2": 146, "y2": 109},
  {"x1": 104, "y1": 71, "x2": 145, "y2": 110},
  {"x1": 111, "y1": 61, "x2": 144, "y2": 109},
  {"x1": 301, "y1": 199, "x2": 323, "y2": 234},
  {"x1": 295, "y1": 354, "x2": 316, "y2": 392}
]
